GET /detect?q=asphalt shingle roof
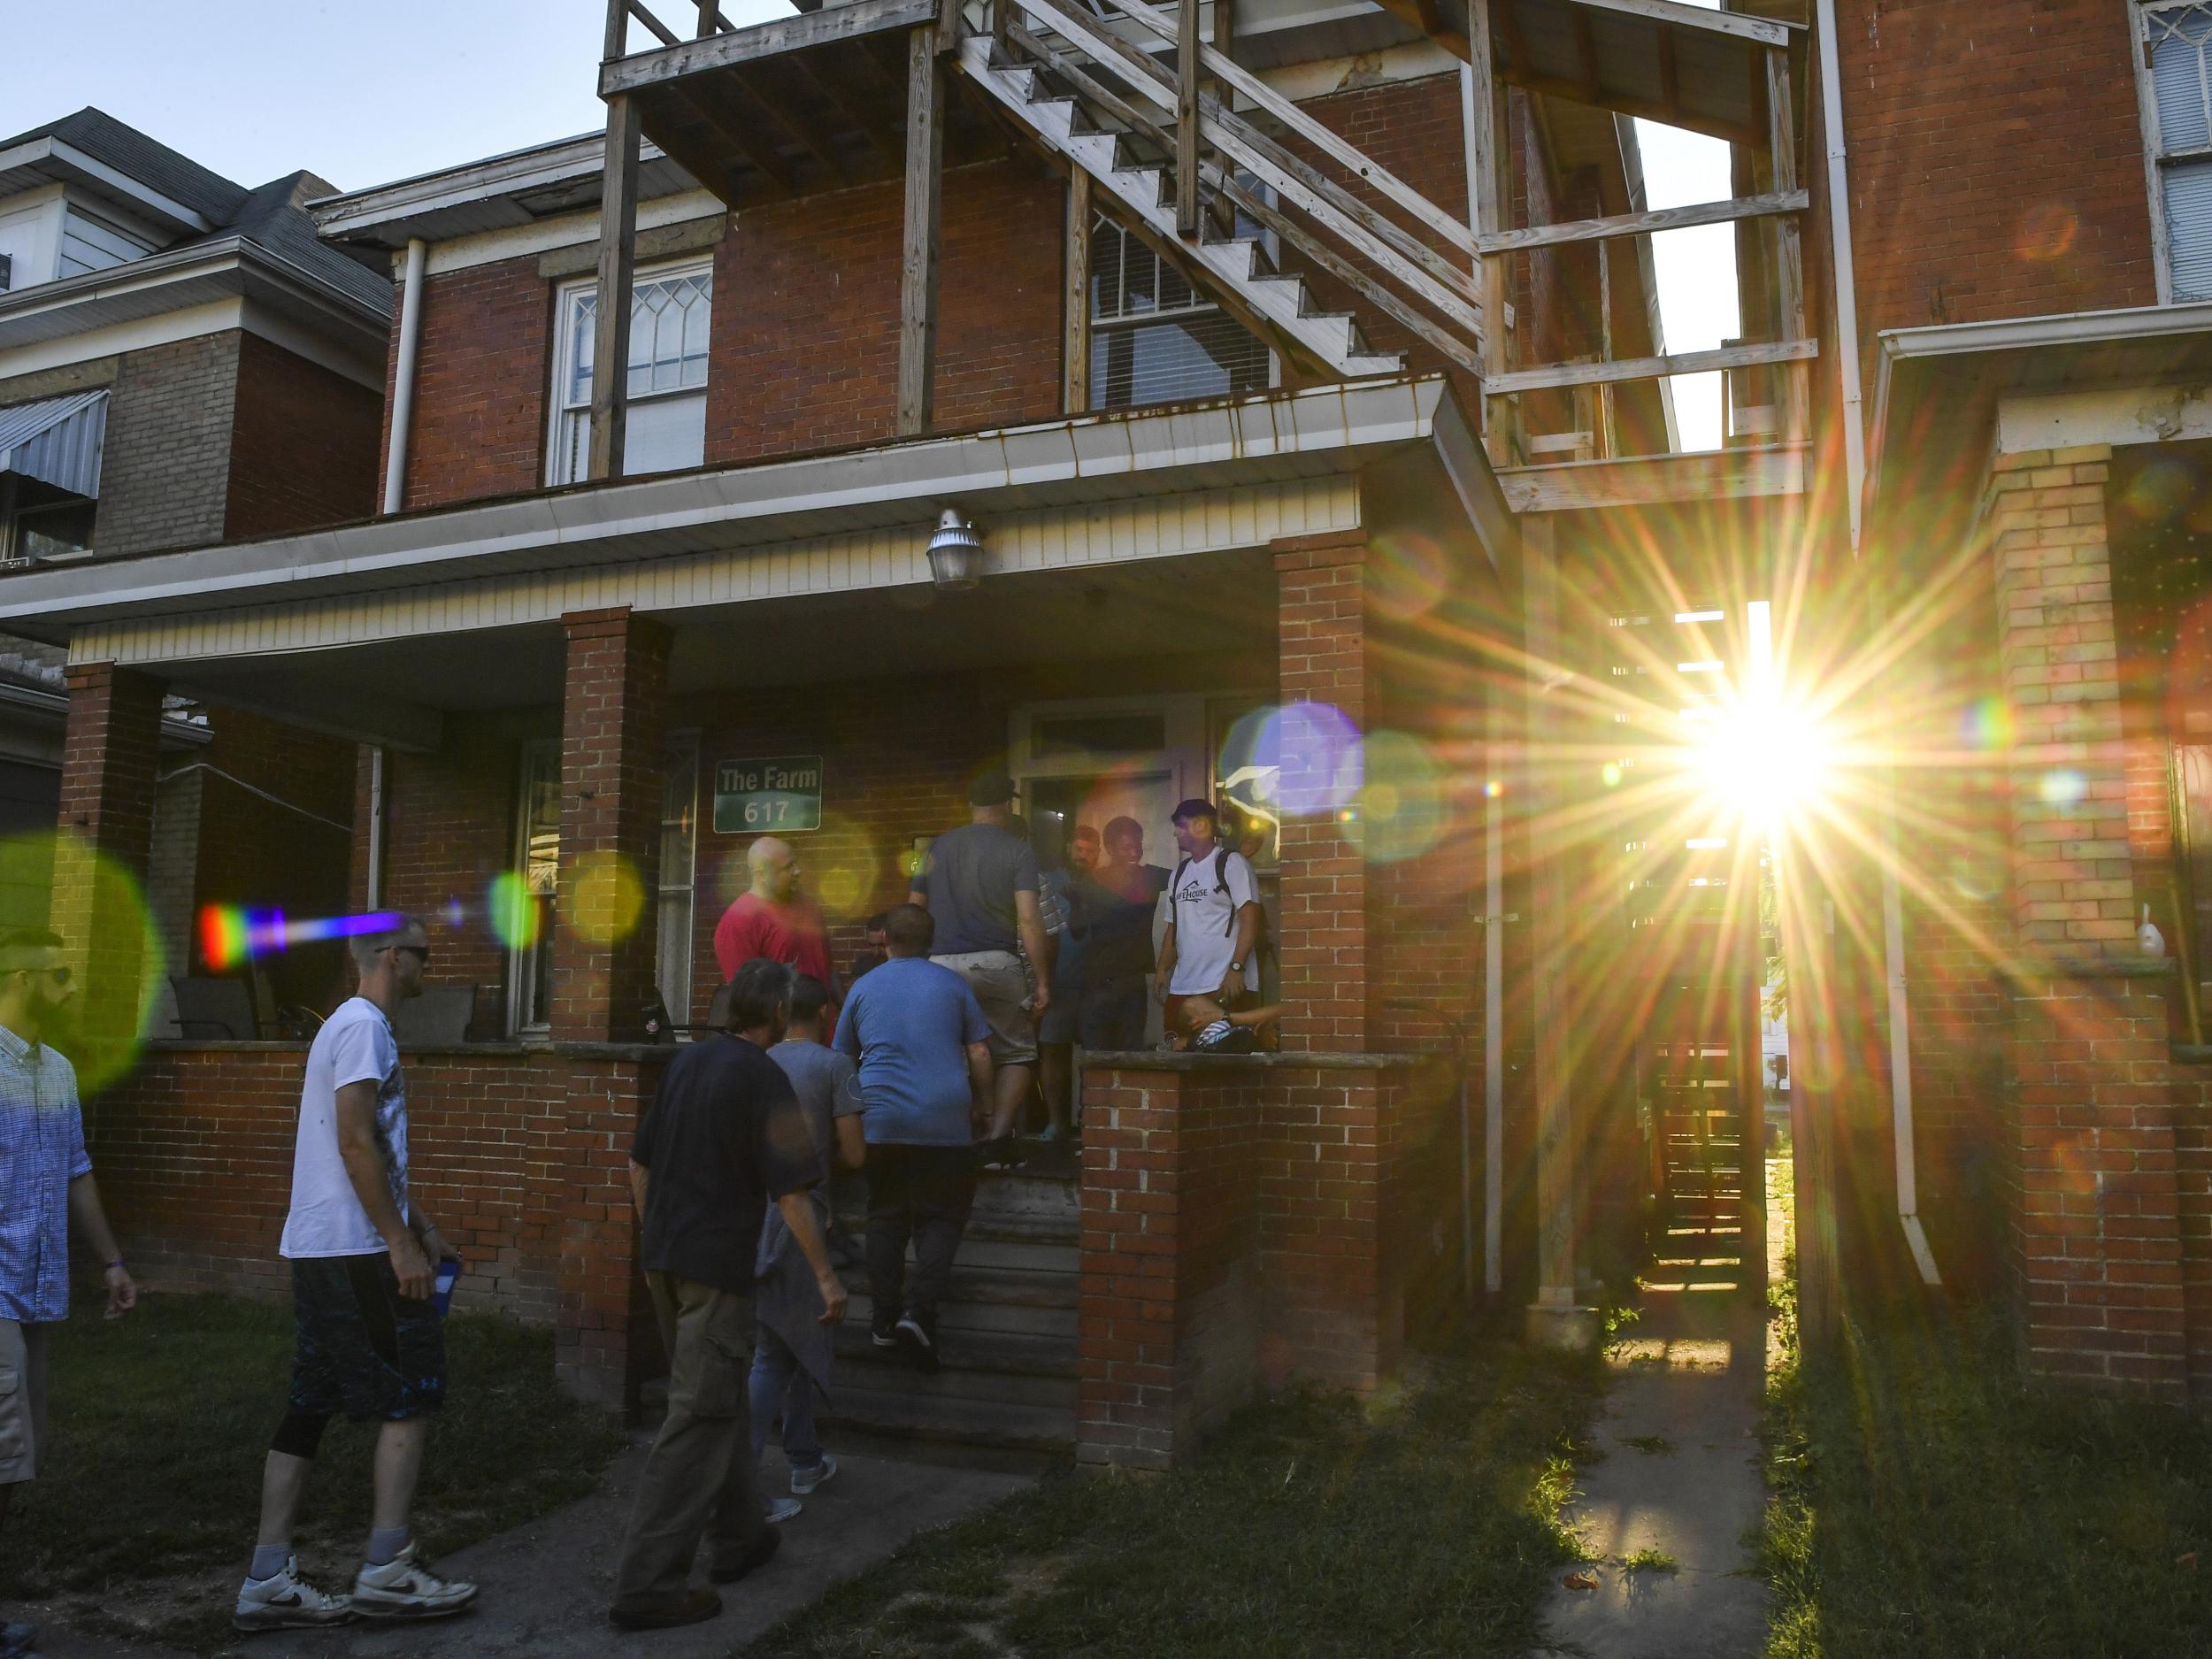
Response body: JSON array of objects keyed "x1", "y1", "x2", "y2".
[{"x1": 1, "y1": 108, "x2": 389, "y2": 316}]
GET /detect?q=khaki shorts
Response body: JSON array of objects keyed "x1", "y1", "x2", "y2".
[
  {"x1": 932, "y1": 949, "x2": 1038, "y2": 1067},
  {"x1": 0, "y1": 1319, "x2": 50, "y2": 1485}
]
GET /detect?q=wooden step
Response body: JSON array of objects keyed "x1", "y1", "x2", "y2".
[
  {"x1": 817, "y1": 1383, "x2": 1076, "y2": 1455},
  {"x1": 831, "y1": 1319, "x2": 1076, "y2": 1379}
]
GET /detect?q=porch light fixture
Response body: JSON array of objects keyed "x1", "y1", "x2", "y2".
[{"x1": 926, "y1": 507, "x2": 985, "y2": 591}]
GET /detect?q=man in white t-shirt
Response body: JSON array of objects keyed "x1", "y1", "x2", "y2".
[
  {"x1": 232, "y1": 913, "x2": 479, "y2": 1633},
  {"x1": 1154, "y1": 798, "x2": 1263, "y2": 1034}
]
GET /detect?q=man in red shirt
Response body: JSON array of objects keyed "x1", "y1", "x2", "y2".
[{"x1": 713, "y1": 839, "x2": 839, "y2": 1025}]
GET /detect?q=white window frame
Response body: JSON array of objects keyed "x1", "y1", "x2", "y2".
[
  {"x1": 544, "y1": 256, "x2": 713, "y2": 486},
  {"x1": 657, "y1": 731, "x2": 701, "y2": 1030},
  {"x1": 507, "y1": 738, "x2": 561, "y2": 1037},
  {"x1": 0, "y1": 187, "x2": 65, "y2": 294},
  {"x1": 2137, "y1": 0, "x2": 2212, "y2": 304}
]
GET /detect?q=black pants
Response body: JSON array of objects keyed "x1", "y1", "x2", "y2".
[{"x1": 864, "y1": 1143, "x2": 977, "y2": 1335}]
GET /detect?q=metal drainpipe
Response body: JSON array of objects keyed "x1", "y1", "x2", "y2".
[
  {"x1": 1814, "y1": 0, "x2": 1939, "y2": 1285},
  {"x1": 365, "y1": 747, "x2": 387, "y2": 911},
  {"x1": 1463, "y1": 58, "x2": 1506, "y2": 1300},
  {"x1": 380, "y1": 238, "x2": 427, "y2": 517}
]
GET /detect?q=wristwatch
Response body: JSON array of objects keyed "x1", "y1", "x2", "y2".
[{"x1": 1229, "y1": 959, "x2": 1245, "y2": 975}]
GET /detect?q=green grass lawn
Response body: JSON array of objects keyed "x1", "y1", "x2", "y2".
[
  {"x1": 746, "y1": 1340, "x2": 1601, "y2": 1659},
  {"x1": 1, "y1": 1291, "x2": 626, "y2": 1653},
  {"x1": 1760, "y1": 1280, "x2": 2212, "y2": 1658}
]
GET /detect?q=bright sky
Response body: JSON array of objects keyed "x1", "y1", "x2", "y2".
[{"x1": 15, "y1": 0, "x2": 1736, "y2": 449}]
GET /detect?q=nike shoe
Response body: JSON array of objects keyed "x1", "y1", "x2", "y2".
[
  {"x1": 233, "y1": 1557, "x2": 357, "y2": 1632},
  {"x1": 351, "y1": 1542, "x2": 478, "y2": 1620}
]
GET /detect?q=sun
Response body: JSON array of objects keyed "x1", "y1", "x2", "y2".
[{"x1": 1686, "y1": 601, "x2": 1835, "y2": 835}]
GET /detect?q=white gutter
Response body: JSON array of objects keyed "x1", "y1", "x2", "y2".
[
  {"x1": 381, "y1": 239, "x2": 426, "y2": 516},
  {"x1": 1815, "y1": 0, "x2": 1939, "y2": 1286}
]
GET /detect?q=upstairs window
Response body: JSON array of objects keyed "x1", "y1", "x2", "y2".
[
  {"x1": 2144, "y1": 2, "x2": 2212, "y2": 301},
  {"x1": 548, "y1": 260, "x2": 712, "y2": 485},
  {"x1": 1088, "y1": 215, "x2": 1271, "y2": 411}
]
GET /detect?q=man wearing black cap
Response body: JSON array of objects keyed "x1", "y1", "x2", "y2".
[{"x1": 908, "y1": 771, "x2": 1049, "y2": 1149}]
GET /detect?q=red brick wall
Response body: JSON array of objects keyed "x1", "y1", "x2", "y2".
[
  {"x1": 87, "y1": 1042, "x2": 664, "y2": 1407},
  {"x1": 58, "y1": 663, "x2": 164, "y2": 1048},
  {"x1": 226, "y1": 333, "x2": 382, "y2": 540},
  {"x1": 385, "y1": 252, "x2": 551, "y2": 510},
  {"x1": 1836, "y1": 0, "x2": 2156, "y2": 386}
]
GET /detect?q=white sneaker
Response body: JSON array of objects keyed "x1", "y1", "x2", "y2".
[
  {"x1": 234, "y1": 1557, "x2": 357, "y2": 1632},
  {"x1": 351, "y1": 1542, "x2": 478, "y2": 1621},
  {"x1": 764, "y1": 1496, "x2": 803, "y2": 1524},
  {"x1": 790, "y1": 1454, "x2": 838, "y2": 1496}
]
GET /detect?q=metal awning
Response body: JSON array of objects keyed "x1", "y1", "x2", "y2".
[{"x1": 0, "y1": 389, "x2": 107, "y2": 498}]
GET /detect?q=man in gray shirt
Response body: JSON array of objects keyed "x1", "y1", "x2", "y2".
[{"x1": 909, "y1": 771, "x2": 1049, "y2": 1149}]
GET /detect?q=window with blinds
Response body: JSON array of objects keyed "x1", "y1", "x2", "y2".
[
  {"x1": 548, "y1": 261, "x2": 712, "y2": 485},
  {"x1": 2147, "y1": 2, "x2": 2212, "y2": 300},
  {"x1": 1088, "y1": 215, "x2": 1270, "y2": 411}
]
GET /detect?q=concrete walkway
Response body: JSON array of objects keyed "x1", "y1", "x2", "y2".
[
  {"x1": 30, "y1": 1440, "x2": 1033, "y2": 1659},
  {"x1": 1535, "y1": 1249, "x2": 1772, "y2": 1657}
]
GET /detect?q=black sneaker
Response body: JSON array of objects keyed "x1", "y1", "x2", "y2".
[
  {"x1": 895, "y1": 1313, "x2": 941, "y2": 1374},
  {"x1": 870, "y1": 1315, "x2": 899, "y2": 1349}
]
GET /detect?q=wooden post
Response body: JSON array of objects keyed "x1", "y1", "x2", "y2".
[
  {"x1": 1521, "y1": 516, "x2": 1595, "y2": 1349},
  {"x1": 1596, "y1": 234, "x2": 1614, "y2": 457},
  {"x1": 1176, "y1": 0, "x2": 1202, "y2": 239},
  {"x1": 1465, "y1": 1, "x2": 1510, "y2": 465},
  {"x1": 588, "y1": 93, "x2": 642, "y2": 482},
  {"x1": 695, "y1": 0, "x2": 715, "y2": 35},
  {"x1": 1766, "y1": 46, "x2": 1809, "y2": 443},
  {"x1": 1064, "y1": 169, "x2": 1093, "y2": 413},
  {"x1": 603, "y1": 0, "x2": 626, "y2": 58},
  {"x1": 899, "y1": 23, "x2": 945, "y2": 437}
]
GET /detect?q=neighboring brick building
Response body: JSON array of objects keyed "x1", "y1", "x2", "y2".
[
  {"x1": 14, "y1": 0, "x2": 2212, "y2": 1458},
  {"x1": 0, "y1": 109, "x2": 389, "y2": 1016}
]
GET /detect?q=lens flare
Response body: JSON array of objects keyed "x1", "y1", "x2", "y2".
[
  {"x1": 1341, "y1": 731, "x2": 1449, "y2": 864},
  {"x1": 196, "y1": 906, "x2": 404, "y2": 970},
  {"x1": 566, "y1": 851, "x2": 645, "y2": 946},
  {"x1": 1961, "y1": 695, "x2": 2014, "y2": 751},
  {"x1": 1687, "y1": 602, "x2": 1834, "y2": 834},
  {"x1": 806, "y1": 813, "x2": 882, "y2": 922},
  {"x1": 488, "y1": 871, "x2": 540, "y2": 950},
  {"x1": 2, "y1": 832, "x2": 165, "y2": 1093},
  {"x1": 1367, "y1": 527, "x2": 1452, "y2": 622},
  {"x1": 1271, "y1": 701, "x2": 1364, "y2": 817}
]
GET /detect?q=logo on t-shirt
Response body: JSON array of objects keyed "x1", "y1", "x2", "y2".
[{"x1": 1178, "y1": 878, "x2": 1211, "y2": 906}]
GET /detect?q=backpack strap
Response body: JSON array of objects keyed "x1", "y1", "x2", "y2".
[
  {"x1": 1167, "y1": 856, "x2": 1192, "y2": 933},
  {"x1": 1213, "y1": 849, "x2": 1237, "y2": 935}
]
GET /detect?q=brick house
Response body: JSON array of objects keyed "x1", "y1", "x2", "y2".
[
  {"x1": 0, "y1": 109, "x2": 390, "y2": 1022},
  {"x1": 9, "y1": 0, "x2": 2212, "y2": 1467}
]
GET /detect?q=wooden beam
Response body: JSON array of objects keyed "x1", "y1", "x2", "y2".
[
  {"x1": 1484, "y1": 336, "x2": 1817, "y2": 394},
  {"x1": 671, "y1": 80, "x2": 795, "y2": 196},
  {"x1": 604, "y1": 0, "x2": 629, "y2": 59},
  {"x1": 1766, "y1": 47, "x2": 1809, "y2": 442},
  {"x1": 1486, "y1": 338, "x2": 1814, "y2": 398},
  {"x1": 1466, "y1": 0, "x2": 1510, "y2": 464},
  {"x1": 1575, "y1": 0, "x2": 1795, "y2": 48},
  {"x1": 1475, "y1": 188, "x2": 1806, "y2": 253},
  {"x1": 600, "y1": 0, "x2": 938, "y2": 96},
  {"x1": 789, "y1": 54, "x2": 900, "y2": 168},
  {"x1": 1496, "y1": 442, "x2": 1807, "y2": 512},
  {"x1": 1569, "y1": 5, "x2": 1601, "y2": 103},
  {"x1": 899, "y1": 23, "x2": 944, "y2": 437},
  {"x1": 1107, "y1": 0, "x2": 1477, "y2": 257},
  {"x1": 1177, "y1": 0, "x2": 1201, "y2": 238},
  {"x1": 1656, "y1": 21, "x2": 1679, "y2": 110},
  {"x1": 1596, "y1": 229, "x2": 1613, "y2": 457},
  {"x1": 1064, "y1": 169, "x2": 1092, "y2": 413},
  {"x1": 730, "y1": 61, "x2": 849, "y2": 177},
  {"x1": 588, "y1": 94, "x2": 643, "y2": 482},
  {"x1": 626, "y1": 0, "x2": 681, "y2": 47}
]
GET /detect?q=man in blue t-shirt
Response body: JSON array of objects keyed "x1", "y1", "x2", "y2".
[{"x1": 833, "y1": 904, "x2": 992, "y2": 1371}]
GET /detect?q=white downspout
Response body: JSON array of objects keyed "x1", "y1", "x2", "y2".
[
  {"x1": 1814, "y1": 0, "x2": 1939, "y2": 1286},
  {"x1": 1464, "y1": 58, "x2": 1506, "y2": 1299},
  {"x1": 380, "y1": 238, "x2": 427, "y2": 517}
]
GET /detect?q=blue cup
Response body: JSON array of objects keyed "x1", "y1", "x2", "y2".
[{"x1": 433, "y1": 1257, "x2": 459, "y2": 1318}]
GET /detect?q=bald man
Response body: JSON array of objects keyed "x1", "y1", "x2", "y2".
[{"x1": 712, "y1": 839, "x2": 840, "y2": 1029}]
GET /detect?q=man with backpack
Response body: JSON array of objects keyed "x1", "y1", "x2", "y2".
[{"x1": 1154, "y1": 799, "x2": 1263, "y2": 1034}]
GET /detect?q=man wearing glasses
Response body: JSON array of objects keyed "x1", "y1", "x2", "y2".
[
  {"x1": 0, "y1": 926, "x2": 135, "y2": 1659},
  {"x1": 234, "y1": 913, "x2": 477, "y2": 1632}
]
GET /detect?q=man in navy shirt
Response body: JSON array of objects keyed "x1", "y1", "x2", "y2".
[{"x1": 833, "y1": 905, "x2": 992, "y2": 1371}]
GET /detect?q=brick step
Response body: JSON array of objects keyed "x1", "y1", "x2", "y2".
[
  {"x1": 831, "y1": 1318, "x2": 1076, "y2": 1379},
  {"x1": 818, "y1": 1379, "x2": 1077, "y2": 1454}
]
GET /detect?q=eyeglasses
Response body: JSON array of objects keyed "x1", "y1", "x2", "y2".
[{"x1": 6, "y1": 965, "x2": 69, "y2": 986}]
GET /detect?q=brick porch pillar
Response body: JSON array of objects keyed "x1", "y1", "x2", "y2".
[
  {"x1": 551, "y1": 607, "x2": 669, "y2": 1044},
  {"x1": 1986, "y1": 446, "x2": 2188, "y2": 1396},
  {"x1": 56, "y1": 662, "x2": 165, "y2": 1059},
  {"x1": 1272, "y1": 531, "x2": 1369, "y2": 1053}
]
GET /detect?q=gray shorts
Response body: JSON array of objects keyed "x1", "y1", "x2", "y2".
[
  {"x1": 0, "y1": 1319, "x2": 50, "y2": 1485},
  {"x1": 931, "y1": 949, "x2": 1039, "y2": 1067}
]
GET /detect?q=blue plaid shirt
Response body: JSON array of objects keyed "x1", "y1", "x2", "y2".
[{"x1": 0, "y1": 1023, "x2": 90, "y2": 1324}]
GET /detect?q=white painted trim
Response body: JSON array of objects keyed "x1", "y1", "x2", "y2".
[
  {"x1": 311, "y1": 132, "x2": 662, "y2": 240},
  {"x1": 1996, "y1": 381, "x2": 2212, "y2": 452},
  {"x1": 424, "y1": 190, "x2": 726, "y2": 276},
  {"x1": 68, "y1": 477, "x2": 1360, "y2": 665},
  {"x1": 0, "y1": 186, "x2": 66, "y2": 291},
  {"x1": 0, "y1": 136, "x2": 214, "y2": 235},
  {"x1": 2136, "y1": 1, "x2": 2182, "y2": 306},
  {"x1": 544, "y1": 253, "x2": 715, "y2": 485},
  {"x1": 0, "y1": 295, "x2": 381, "y2": 391}
]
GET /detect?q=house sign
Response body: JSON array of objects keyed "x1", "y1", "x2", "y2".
[{"x1": 713, "y1": 756, "x2": 823, "y2": 833}]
